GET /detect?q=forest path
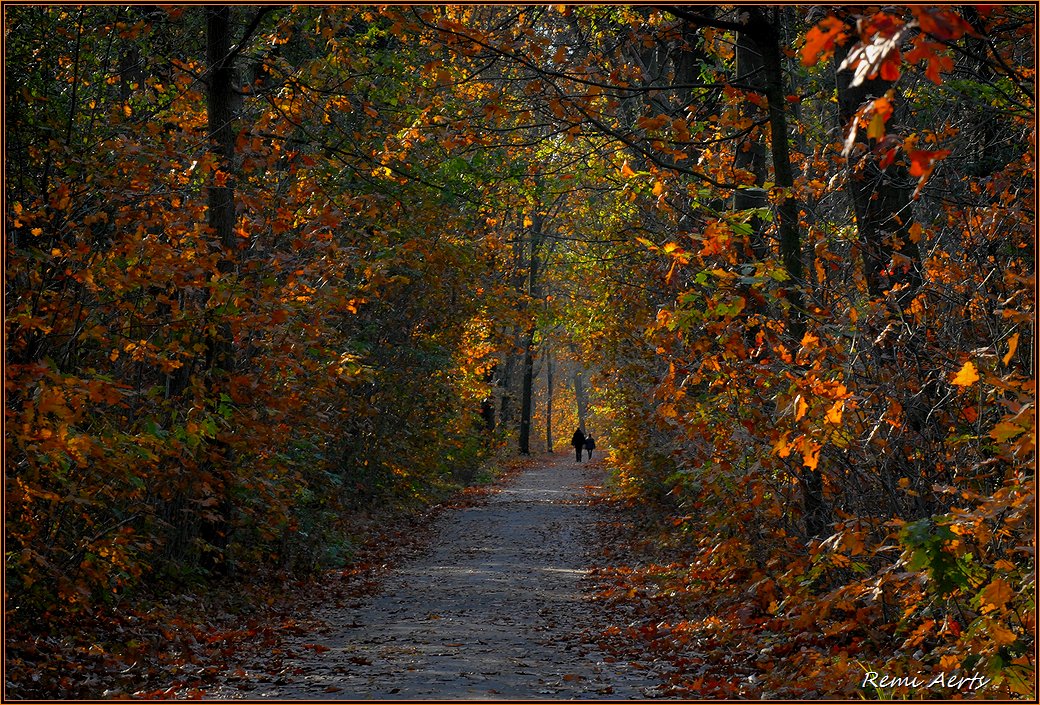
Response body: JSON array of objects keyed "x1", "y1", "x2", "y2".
[{"x1": 205, "y1": 452, "x2": 660, "y2": 700}]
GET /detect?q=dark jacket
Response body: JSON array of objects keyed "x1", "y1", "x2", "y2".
[
  {"x1": 584, "y1": 436, "x2": 595, "y2": 450},
  {"x1": 570, "y1": 429, "x2": 585, "y2": 448}
]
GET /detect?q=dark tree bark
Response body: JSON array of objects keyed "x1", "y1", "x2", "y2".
[
  {"x1": 207, "y1": 6, "x2": 236, "y2": 265},
  {"x1": 745, "y1": 8, "x2": 824, "y2": 537},
  {"x1": 518, "y1": 213, "x2": 544, "y2": 455},
  {"x1": 195, "y1": 5, "x2": 238, "y2": 574},
  {"x1": 745, "y1": 8, "x2": 805, "y2": 344},
  {"x1": 733, "y1": 29, "x2": 769, "y2": 260},
  {"x1": 834, "y1": 37, "x2": 922, "y2": 307},
  {"x1": 545, "y1": 347, "x2": 554, "y2": 453}
]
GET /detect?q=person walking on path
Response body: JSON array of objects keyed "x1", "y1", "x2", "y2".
[
  {"x1": 570, "y1": 428, "x2": 586, "y2": 462},
  {"x1": 584, "y1": 434, "x2": 595, "y2": 460}
]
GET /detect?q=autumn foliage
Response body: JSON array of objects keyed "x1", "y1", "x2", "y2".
[{"x1": 4, "y1": 4, "x2": 1035, "y2": 699}]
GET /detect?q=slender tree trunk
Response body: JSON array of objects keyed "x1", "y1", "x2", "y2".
[
  {"x1": 499, "y1": 337, "x2": 517, "y2": 426},
  {"x1": 733, "y1": 29, "x2": 769, "y2": 260},
  {"x1": 197, "y1": 6, "x2": 237, "y2": 573},
  {"x1": 545, "y1": 348, "x2": 554, "y2": 453},
  {"x1": 747, "y1": 8, "x2": 824, "y2": 537},
  {"x1": 518, "y1": 213, "x2": 543, "y2": 455},
  {"x1": 747, "y1": 8, "x2": 805, "y2": 344},
  {"x1": 519, "y1": 329, "x2": 535, "y2": 455},
  {"x1": 574, "y1": 368, "x2": 589, "y2": 432}
]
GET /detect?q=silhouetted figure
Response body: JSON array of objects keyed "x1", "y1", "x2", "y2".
[
  {"x1": 584, "y1": 434, "x2": 595, "y2": 460},
  {"x1": 570, "y1": 428, "x2": 585, "y2": 462}
]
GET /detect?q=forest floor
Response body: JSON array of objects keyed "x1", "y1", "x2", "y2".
[{"x1": 193, "y1": 452, "x2": 667, "y2": 700}]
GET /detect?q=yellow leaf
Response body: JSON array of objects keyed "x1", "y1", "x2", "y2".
[
  {"x1": 1003, "y1": 332, "x2": 1020, "y2": 366},
  {"x1": 980, "y1": 577, "x2": 1013, "y2": 614},
  {"x1": 652, "y1": 181, "x2": 665, "y2": 197},
  {"x1": 620, "y1": 161, "x2": 636, "y2": 178},
  {"x1": 866, "y1": 111, "x2": 887, "y2": 140},
  {"x1": 951, "y1": 360, "x2": 979, "y2": 387},
  {"x1": 523, "y1": 216, "x2": 533, "y2": 228}
]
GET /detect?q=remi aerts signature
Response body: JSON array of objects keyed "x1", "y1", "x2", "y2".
[{"x1": 861, "y1": 670, "x2": 991, "y2": 693}]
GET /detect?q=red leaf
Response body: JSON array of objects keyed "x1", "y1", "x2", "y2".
[
  {"x1": 912, "y1": 6, "x2": 977, "y2": 40},
  {"x1": 879, "y1": 50, "x2": 901, "y2": 81},
  {"x1": 908, "y1": 149, "x2": 950, "y2": 178}
]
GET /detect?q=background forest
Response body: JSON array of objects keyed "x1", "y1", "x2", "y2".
[{"x1": 5, "y1": 4, "x2": 1034, "y2": 698}]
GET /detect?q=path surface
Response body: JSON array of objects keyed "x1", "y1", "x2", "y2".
[{"x1": 205, "y1": 454, "x2": 660, "y2": 699}]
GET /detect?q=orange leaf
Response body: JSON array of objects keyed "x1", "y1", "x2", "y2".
[
  {"x1": 795, "y1": 395, "x2": 808, "y2": 421},
  {"x1": 620, "y1": 161, "x2": 636, "y2": 178},
  {"x1": 980, "y1": 577, "x2": 1013, "y2": 613},
  {"x1": 990, "y1": 622, "x2": 1018, "y2": 647},
  {"x1": 802, "y1": 442, "x2": 821, "y2": 470},
  {"x1": 801, "y1": 16, "x2": 847, "y2": 66},
  {"x1": 826, "y1": 400, "x2": 844, "y2": 425},
  {"x1": 1003, "y1": 332, "x2": 1020, "y2": 365},
  {"x1": 951, "y1": 361, "x2": 979, "y2": 387}
]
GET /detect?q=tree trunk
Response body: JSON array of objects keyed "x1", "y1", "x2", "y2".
[
  {"x1": 545, "y1": 348, "x2": 554, "y2": 453},
  {"x1": 518, "y1": 328, "x2": 536, "y2": 455},
  {"x1": 196, "y1": 6, "x2": 238, "y2": 574},
  {"x1": 498, "y1": 338, "x2": 517, "y2": 426},
  {"x1": 518, "y1": 213, "x2": 543, "y2": 455},
  {"x1": 746, "y1": 8, "x2": 824, "y2": 537},
  {"x1": 747, "y1": 7, "x2": 805, "y2": 344},
  {"x1": 207, "y1": 6, "x2": 236, "y2": 270},
  {"x1": 574, "y1": 368, "x2": 589, "y2": 432},
  {"x1": 733, "y1": 29, "x2": 769, "y2": 260},
  {"x1": 834, "y1": 38, "x2": 922, "y2": 307}
]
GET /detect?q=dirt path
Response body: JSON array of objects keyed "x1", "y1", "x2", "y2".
[{"x1": 205, "y1": 453, "x2": 660, "y2": 700}]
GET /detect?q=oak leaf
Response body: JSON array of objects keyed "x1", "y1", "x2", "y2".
[{"x1": 950, "y1": 361, "x2": 979, "y2": 387}]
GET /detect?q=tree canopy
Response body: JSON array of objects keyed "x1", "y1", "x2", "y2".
[{"x1": 5, "y1": 5, "x2": 1034, "y2": 698}]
